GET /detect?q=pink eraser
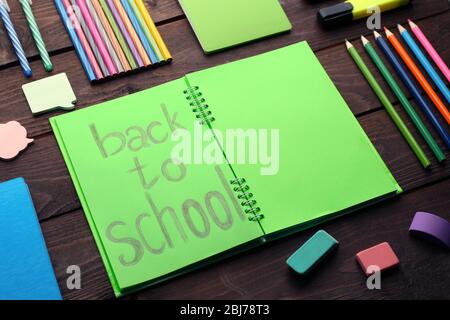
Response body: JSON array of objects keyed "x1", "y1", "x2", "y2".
[{"x1": 356, "y1": 242, "x2": 399, "y2": 276}]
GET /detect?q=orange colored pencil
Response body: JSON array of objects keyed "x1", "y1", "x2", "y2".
[
  {"x1": 385, "y1": 27, "x2": 450, "y2": 125},
  {"x1": 112, "y1": 0, "x2": 151, "y2": 66},
  {"x1": 92, "y1": 0, "x2": 131, "y2": 71}
]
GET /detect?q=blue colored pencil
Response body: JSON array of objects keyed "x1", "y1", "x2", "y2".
[
  {"x1": 374, "y1": 31, "x2": 450, "y2": 150},
  {"x1": 120, "y1": 0, "x2": 158, "y2": 64},
  {"x1": 54, "y1": 0, "x2": 96, "y2": 81},
  {"x1": 398, "y1": 24, "x2": 450, "y2": 105},
  {"x1": 0, "y1": 1, "x2": 32, "y2": 77}
]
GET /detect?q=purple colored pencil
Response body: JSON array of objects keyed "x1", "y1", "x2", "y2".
[{"x1": 106, "y1": 0, "x2": 143, "y2": 67}]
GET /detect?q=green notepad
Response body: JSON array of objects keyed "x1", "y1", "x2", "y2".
[
  {"x1": 50, "y1": 41, "x2": 401, "y2": 297},
  {"x1": 178, "y1": 0, "x2": 292, "y2": 53}
]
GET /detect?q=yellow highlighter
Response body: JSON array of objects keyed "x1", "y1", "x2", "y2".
[{"x1": 318, "y1": 0, "x2": 412, "y2": 27}]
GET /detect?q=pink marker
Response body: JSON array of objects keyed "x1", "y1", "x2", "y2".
[
  {"x1": 62, "y1": 0, "x2": 103, "y2": 79},
  {"x1": 75, "y1": 0, "x2": 117, "y2": 75},
  {"x1": 409, "y1": 19, "x2": 450, "y2": 83}
]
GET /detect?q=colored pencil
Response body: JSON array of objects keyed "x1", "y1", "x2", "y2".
[
  {"x1": 20, "y1": 0, "x2": 53, "y2": 72},
  {"x1": 55, "y1": 0, "x2": 95, "y2": 81},
  {"x1": 374, "y1": 31, "x2": 450, "y2": 150},
  {"x1": 134, "y1": 0, "x2": 171, "y2": 61},
  {"x1": 398, "y1": 24, "x2": 450, "y2": 105},
  {"x1": 128, "y1": 0, "x2": 163, "y2": 61},
  {"x1": 385, "y1": 27, "x2": 450, "y2": 125},
  {"x1": 0, "y1": 1, "x2": 32, "y2": 77},
  {"x1": 92, "y1": 0, "x2": 131, "y2": 71},
  {"x1": 75, "y1": 0, "x2": 117, "y2": 74},
  {"x1": 63, "y1": 0, "x2": 102, "y2": 79},
  {"x1": 362, "y1": 36, "x2": 445, "y2": 162},
  {"x1": 99, "y1": 0, "x2": 137, "y2": 69},
  {"x1": 121, "y1": 0, "x2": 158, "y2": 63},
  {"x1": 107, "y1": 0, "x2": 144, "y2": 67},
  {"x1": 86, "y1": 0, "x2": 124, "y2": 72},
  {"x1": 112, "y1": 0, "x2": 151, "y2": 66},
  {"x1": 71, "y1": 0, "x2": 109, "y2": 76},
  {"x1": 346, "y1": 40, "x2": 430, "y2": 168},
  {"x1": 409, "y1": 19, "x2": 450, "y2": 83}
]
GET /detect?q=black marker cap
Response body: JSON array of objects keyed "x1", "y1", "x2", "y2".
[{"x1": 318, "y1": 3, "x2": 354, "y2": 27}]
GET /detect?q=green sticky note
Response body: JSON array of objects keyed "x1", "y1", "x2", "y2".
[
  {"x1": 287, "y1": 230, "x2": 338, "y2": 275},
  {"x1": 22, "y1": 73, "x2": 76, "y2": 115},
  {"x1": 178, "y1": 0, "x2": 292, "y2": 53}
]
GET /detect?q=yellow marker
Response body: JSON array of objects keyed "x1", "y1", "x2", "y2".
[{"x1": 318, "y1": 0, "x2": 411, "y2": 27}]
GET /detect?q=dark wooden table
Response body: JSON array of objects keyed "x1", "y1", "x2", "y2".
[{"x1": 1, "y1": 0, "x2": 449, "y2": 300}]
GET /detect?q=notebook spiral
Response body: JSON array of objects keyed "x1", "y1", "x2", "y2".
[
  {"x1": 183, "y1": 85, "x2": 215, "y2": 125},
  {"x1": 230, "y1": 178, "x2": 263, "y2": 222}
]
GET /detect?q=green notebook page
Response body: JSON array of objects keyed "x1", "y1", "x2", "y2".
[
  {"x1": 178, "y1": 0, "x2": 292, "y2": 53},
  {"x1": 50, "y1": 79, "x2": 264, "y2": 296},
  {"x1": 186, "y1": 41, "x2": 402, "y2": 235}
]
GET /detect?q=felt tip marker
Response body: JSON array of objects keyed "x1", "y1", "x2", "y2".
[{"x1": 318, "y1": 0, "x2": 412, "y2": 27}]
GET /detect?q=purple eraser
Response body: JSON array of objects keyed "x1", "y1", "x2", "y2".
[{"x1": 409, "y1": 212, "x2": 450, "y2": 249}]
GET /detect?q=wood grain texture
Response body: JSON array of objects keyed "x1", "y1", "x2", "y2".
[
  {"x1": 0, "y1": 12, "x2": 449, "y2": 139},
  {"x1": 0, "y1": 0, "x2": 449, "y2": 300},
  {"x1": 0, "y1": 0, "x2": 447, "y2": 67},
  {"x1": 0, "y1": 0, "x2": 183, "y2": 67},
  {"x1": 42, "y1": 179, "x2": 449, "y2": 300}
]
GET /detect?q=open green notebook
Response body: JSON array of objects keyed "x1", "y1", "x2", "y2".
[
  {"x1": 50, "y1": 42, "x2": 401, "y2": 296},
  {"x1": 178, "y1": 0, "x2": 292, "y2": 53}
]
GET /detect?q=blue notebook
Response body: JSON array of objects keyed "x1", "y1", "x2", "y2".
[{"x1": 0, "y1": 178, "x2": 61, "y2": 300}]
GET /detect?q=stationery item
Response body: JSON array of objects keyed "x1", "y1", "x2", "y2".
[
  {"x1": 134, "y1": 0, "x2": 171, "y2": 61},
  {"x1": 112, "y1": 0, "x2": 151, "y2": 65},
  {"x1": 50, "y1": 42, "x2": 402, "y2": 296},
  {"x1": 128, "y1": 0, "x2": 162, "y2": 62},
  {"x1": 22, "y1": 73, "x2": 77, "y2": 115},
  {"x1": 100, "y1": 0, "x2": 137, "y2": 69},
  {"x1": 409, "y1": 19, "x2": 450, "y2": 83},
  {"x1": 346, "y1": 40, "x2": 430, "y2": 168},
  {"x1": 409, "y1": 212, "x2": 450, "y2": 249},
  {"x1": 75, "y1": 0, "x2": 117, "y2": 75},
  {"x1": 0, "y1": 121, "x2": 33, "y2": 160},
  {"x1": 385, "y1": 28, "x2": 450, "y2": 125},
  {"x1": 120, "y1": 0, "x2": 157, "y2": 64},
  {"x1": 318, "y1": 0, "x2": 411, "y2": 27},
  {"x1": 356, "y1": 242, "x2": 399, "y2": 275},
  {"x1": 86, "y1": 0, "x2": 124, "y2": 73},
  {"x1": 71, "y1": 0, "x2": 109, "y2": 76},
  {"x1": 55, "y1": 0, "x2": 96, "y2": 81},
  {"x1": 374, "y1": 31, "x2": 450, "y2": 150},
  {"x1": 106, "y1": 0, "x2": 143, "y2": 67},
  {"x1": 20, "y1": 0, "x2": 53, "y2": 72},
  {"x1": 286, "y1": 230, "x2": 338, "y2": 275},
  {"x1": 398, "y1": 24, "x2": 450, "y2": 105},
  {"x1": 0, "y1": 0, "x2": 32, "y2": 77},
  {"x1": 178, "y1": 0, "x2": 291, "y2": 53},
  {"x1": 61, "y1": 0, "x2": 102, "y2": 80},
  {"x1": 0, "y1": 178, "x2": 62, "y2": 300},
  {"x1": 361, "y1": 36, "x2": 445, "y2": 162},
  {"x1": 92, "y1": 0, "x2": 131, "y2": 71}
]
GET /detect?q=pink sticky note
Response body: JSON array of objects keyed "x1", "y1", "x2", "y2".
[
  {"x1": 0, "y1": 121, "x2": 33, "y2": 160},
  {"x1": 356, "y1": 242, "x2": 399, "y2": 276}
]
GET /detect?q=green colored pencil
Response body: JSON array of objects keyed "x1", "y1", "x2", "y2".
[
  {"x1": 362, "y1": 35, "x2": 445, "y2": 162},
  {"x1": 99, "y1": 0, "x2": 138, "y2": 69},
  {"x1": 128, "y1": 0, "x2": 164, "y2": 61},
  {"x1": 346, "y1": 40, "x2": 430, "y2": 168}
]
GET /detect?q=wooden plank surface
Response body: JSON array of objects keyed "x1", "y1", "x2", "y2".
[
  {"x1": 0, "y1": 0, "x2": 447, "y2": 67},
  {"x1": 1, "y1": 12, "x2": 449, "y2": 139},
  {"x1": 42, "y1": 179, "x2": 450, "y2": 300},
  {"x1": 0, "y1": 0, "x2": 449, "y2": 300}
]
